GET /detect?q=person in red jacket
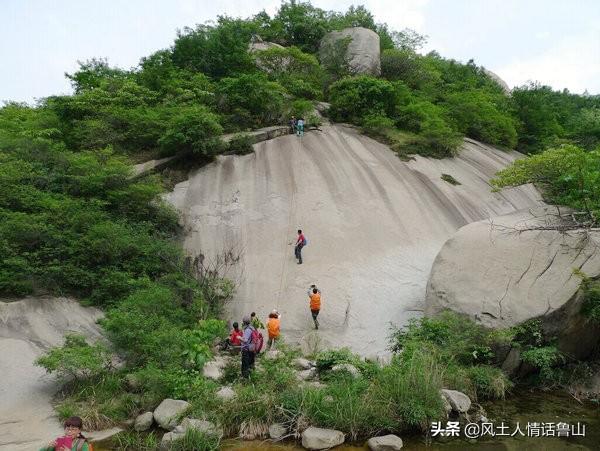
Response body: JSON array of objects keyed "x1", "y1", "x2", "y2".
[
  {"x1": 222, "y1": 322, "x2": 243, "y2": 352},
  {"x1": 294, "y1": 229, "x2": 306, "y2": 264}
]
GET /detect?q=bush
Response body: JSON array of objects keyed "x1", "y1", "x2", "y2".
[
  {"x1": 371, "y1": 350, "x2": 445, "y2": 431},
  {"x1": 35, "y1": 334, "x2": 112, "y2": 381},
  {"x1": 226, "y1": 133, "x2": 254, "y2": 155},
  {"x1": 328, "y1": 76, "x2": 397, "y2": 123},
  {"x1": 217, "y1": 73, "x2": 286, "y2": 130},
  {"x1": 159, "y1": 106, "x2": 224, "y2": 157}
]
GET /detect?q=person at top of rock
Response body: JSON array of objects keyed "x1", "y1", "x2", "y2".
[
  {"x1": 296, "y1": 117, "x2": 304, "y2": 136},
  {"x1": 40, "y1": 416, "x2": 92, "y2": 451}
]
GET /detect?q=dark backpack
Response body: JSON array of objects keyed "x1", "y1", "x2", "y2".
[{"x1": 249, "y1": 327, "x2": 264, "y2": 353}]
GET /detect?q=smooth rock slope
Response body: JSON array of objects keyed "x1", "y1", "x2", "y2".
[
  {"x1": 166, "y1": 125, "x2": 541, "y2": 355},
  {"x1": 0, "y1": 296, "x2": 103, "y2": 451}
]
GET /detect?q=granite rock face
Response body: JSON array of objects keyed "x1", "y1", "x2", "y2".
[{"x1": 320, "y1": 27, "x2": 380, "y2": 75}]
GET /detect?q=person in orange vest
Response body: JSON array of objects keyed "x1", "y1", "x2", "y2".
[
  {"x1": 307, "y1": 284, "x2": 321, "y2": 329},
  {"x1": 266, "y1": 309, "x2": 281, "y2": 350}
]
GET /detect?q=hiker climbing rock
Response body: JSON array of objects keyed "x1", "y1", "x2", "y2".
[
  {"x1": 294, "y1": 229, "x2": 306, "y2": 264},
  {"x1": 308, "y1": 284, "x2": 321, "y2": 329},
  {"x1": 266, "y1": 309, "x2": 281, "y2": 350}
]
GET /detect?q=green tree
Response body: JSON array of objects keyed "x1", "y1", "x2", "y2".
[
  {"x1": 328, "y1": 76, "x2": 397, "y2": 123},
  {"x1": 172, "y1": 17, "x2": 256, "y2": 78},
  {"x1": 159, "y1": 106, "x2": 223, "y2": 157}
]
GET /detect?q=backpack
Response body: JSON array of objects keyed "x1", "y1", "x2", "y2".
[
  {"x1": 249, "y1": 327, "x2": 264, "y2": 353},
  {"x1": 303, "y1": 236, "x2": 308, "y2": 246}
]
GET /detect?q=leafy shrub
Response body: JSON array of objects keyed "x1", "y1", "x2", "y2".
[
  {"x1": 35, "y1": 334, "x2": 112, "y2": 381},
  {"x1": 521, "y1": 346, "x2": 566, "y2": 385},
  {"x1": 217, "y1": 73, "x2": 286, "y2": 130},
  {"x1": 159, "y1": 106, "x2": 224, "y2": 157},
  {"x1": 328, "y1": 76, "x2": 397, "y2": 123},
  {"x1": 492, "y1": 145, "x2": 600, "y2": 218},
  {"x1": 226, "y1": 133, "x2": 254, "y2": 155}
]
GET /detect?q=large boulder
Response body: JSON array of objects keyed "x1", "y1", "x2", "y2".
[
  {"x1": 301, "y1": 426, "x2": 345, "y2": 450},
  {"x1": 320, "y1": 27, "x2": 380, "y2": 75},
  {"x1": 367, "y1": 434, "x2": 404, "y2": 450},
  {"x1": 248, "y1": 35, "x2": 284, "y2": 53},
  {"x1": 483, "y1": 68, "x2": 511, "y2": 94},
  {"x1": 426, "y1": 208, "x2": 600, "y2": 359},
  {"x1": 153, "y1": 399, "x2": 190, "y2": 431}
]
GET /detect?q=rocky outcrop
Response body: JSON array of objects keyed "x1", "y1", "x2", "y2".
[
  {"x1": 368, "y1": 434, "x2": 404, "y2": 450},
  {"x1": 483, "y1": 68, "x2": 511, "y2": 94},
  {"x1": 426, "y1": 208, "x2": 600, "y2": 359},
  {"x1": 153, "y1": 399, "x2": 190, "y2": 431},
  {"x1": 0, "y1": 296, "x2": 104, "y2": 451},
  {"x1": 301, "y1": 426, "x2": 345, "y2": 450},
  {"x1": 248, "y1": 35, "x2": 284, "y2": 53},
  {"x1": 320, "y1": 27, "x2": 380, "y2": 75},
  {"x1": 134, "y1": 412, "x2": 154, "y2": 432}
]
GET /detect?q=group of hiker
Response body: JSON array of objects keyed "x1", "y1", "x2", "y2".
[
  {"x1": 225, "y1": 230, "x2": 322, "y2": 378},
  {"x1": 289, "y1": 115, "x2": 305, "y2": 136}
]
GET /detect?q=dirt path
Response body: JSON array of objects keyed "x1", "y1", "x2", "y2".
[{"x1": 166, "y1": 125, "x2": 542, "y2": 357}]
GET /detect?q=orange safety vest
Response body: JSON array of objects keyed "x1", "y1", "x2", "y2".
[
  {"x1": 309, "y1": 292, "x2": 321, "y2": 311},
  {"x1": 267, "y1": 318, "x2": 280, "y2": 338}
]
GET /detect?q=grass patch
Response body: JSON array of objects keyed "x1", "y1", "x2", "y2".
[
  {"x1": 441, "y1": 173, "x2": 461, "y2": 185},
  {"x1": 109, "y1": 431, "x2": 160, "y2": 451}
]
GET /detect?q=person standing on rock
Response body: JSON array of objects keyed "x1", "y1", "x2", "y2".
[
  {"x1": 308, "y1": 285, "x2": 321, "y2": 329},
  {"x1": 289, "y1": 116, "x2": 297, "y2": 134},
  {"x1": 266, "y1": 309, "x2": 281, "y2": 350},
  {"x1": 296, "y1": 117, "x2": 304, "y2": 137},
  {"x1": 239, "y1": 316, "x2": 256, "y2": 378},
  {"x1": 294, "y1": 229, "x2": 306, "y2": 264}
]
